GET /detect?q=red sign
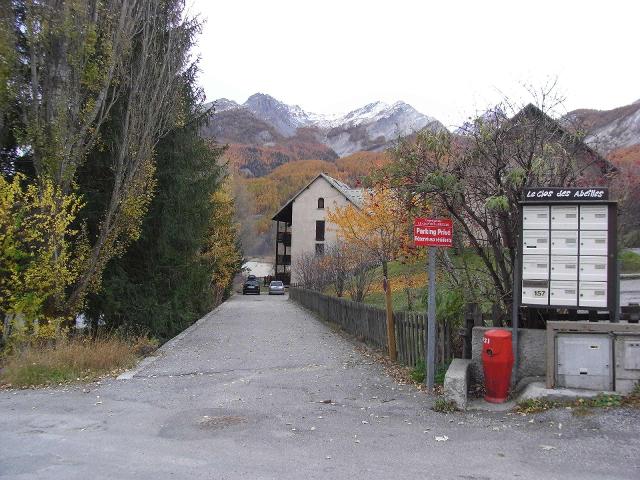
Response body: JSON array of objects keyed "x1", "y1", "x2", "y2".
[{"x1": 414, "y1": 218, "x2": 453, "y2": 247}]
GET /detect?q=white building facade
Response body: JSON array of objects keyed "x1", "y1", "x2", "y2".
[{"x1": 272, "y1": 173, "x2": 362, "y2": 284}]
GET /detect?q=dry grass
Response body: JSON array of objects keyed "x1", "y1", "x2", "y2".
[{"x1": 0, "y1": 335, "x2": 158, "y2": 388}]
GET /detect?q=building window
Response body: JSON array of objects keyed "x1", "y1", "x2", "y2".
[
  {"x1": 318, "y1": 197, "x2": 324, "y2": 209},
  {"x1": 315, "y1": 220, "x2": 325, "y2": 241},
  {"x1": 315, "y1": 243, "x2": 325, "y2": 256}
]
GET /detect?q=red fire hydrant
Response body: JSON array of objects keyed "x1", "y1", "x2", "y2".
[{"x1": 482, "y1": 329, "x2": 514, "y2": 403}]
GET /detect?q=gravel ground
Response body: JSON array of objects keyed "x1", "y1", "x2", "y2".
[{"x1": 1, "y1": 294, "x2": 639, "y2": 479}]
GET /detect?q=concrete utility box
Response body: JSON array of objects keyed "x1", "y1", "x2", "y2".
[
  {"x1": 547, "y1": 321, "x2": 640, "y2": 393},
  {"x1": 615, "y1": 336, "x2": 640, "y2": 394},
  {"x1": 556, "y1": 334, "x2": 612, "y2": 390}
]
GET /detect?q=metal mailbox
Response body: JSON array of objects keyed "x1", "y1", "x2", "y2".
[
  {"x1": 522, "y1": 205, "x2": 549, "y2": 229},
  {"x1": 521, "y1": 279, "x2": 549, "y2": 305},
  {"x1": 579, "y1": 281, "x2": 608, "y2": 308},
  {"x1": 550, "y1": 255, "x2": 578, "y2": 281},
  {"x1": 551, "y1": 205, "x2": 578, "y2": 230},
  {"x1": 579, "y1": 256, "x2": 608, "y2": 282},
  {"x1": 580, "y1": 205, "x2": 608, "y2": 230},
  {"x1": 522, "y1": 255, "x2": 549, "y2": 279},
  {"x1": 551, "y1": 230, "x2": 578, "y2": 255},
  {"x1": 580, "y1": 230, "x2": 608, "y2": 256},
  {"x1": 523, "y1": 230, "x2": 549, "y2": 255},
  {"x1": 549, "y1": 280, "x2": 578, "y2": 306}
]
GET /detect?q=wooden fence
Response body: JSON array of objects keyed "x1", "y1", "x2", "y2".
[
  {"x1": 289, "y1": 287, "x2": 455, "y2": 368},
  {"x1": 289, "y1": 287, "x2": 640, "y2": 368}
]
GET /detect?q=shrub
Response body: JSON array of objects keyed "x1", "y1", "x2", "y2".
[
  {"x1": 409, "y1": 359, "x2": 450, "y2": 385},
  {"x1": 0, "y1": 334, "x2": 154, "y2": 387},
  {"x1": 433, "y1": 398, "x2": 457, "y2": 413},
  {"x1": 620, "y1": 250, "x2": 640, "y2": 273},
  {"x1": 515, "y1": 398, "x2": 557, "y2": 414}
]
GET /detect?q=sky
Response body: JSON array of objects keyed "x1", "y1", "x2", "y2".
[{"x1": 190, "y1": 0, "x2": 640, "y2": 128}]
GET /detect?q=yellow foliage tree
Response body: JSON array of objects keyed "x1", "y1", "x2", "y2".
[
  {"x1": 0, "y1": 175, "x2": 87, "y2": 342},
  {"x1": 328, "y1": 187, "x2": 419, "y2": 360},
  {"x1": 203, "y1": 183, "x2": 243, "y2": 304}
]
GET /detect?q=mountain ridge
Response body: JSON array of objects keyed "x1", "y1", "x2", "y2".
[
  {"x1": 204, "y1": 93, "x2": 640, "y2": 179},
  {"x1": 564, "y1": 101, "x2": 640, "y2": 155},
  {"x1": 204, "y1": 93, "x2": 444, "y2": 159}
]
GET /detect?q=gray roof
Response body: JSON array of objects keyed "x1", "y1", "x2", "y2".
[
  {"x1": 271, "y1": 173, "x2": 363, "y2": 222},
  {"x1": 319, "y1": 173, "x2": 364, "y2": 206}
]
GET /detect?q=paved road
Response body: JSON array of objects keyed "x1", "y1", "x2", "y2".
[{"x1": 1, "y1": 295, "x2": 639, "y2": 479}]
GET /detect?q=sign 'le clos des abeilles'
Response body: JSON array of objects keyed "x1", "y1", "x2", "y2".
[{"x1": 524, "y1": 187, "x2": 608, "y2": 201}]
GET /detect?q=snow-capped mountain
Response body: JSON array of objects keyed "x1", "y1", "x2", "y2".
[
  {"x1": 564, "y1": 101, "x2": 640, "y2": 155},
  {"x1": 211, "y1": 98, "x2": 242, "y2": 113},
  {"x1": 206, "y1": 93, "x2": 444, "y2": 157},
  {"x1": 244, "y1": 93, "x2": 315, "y2": 137}
]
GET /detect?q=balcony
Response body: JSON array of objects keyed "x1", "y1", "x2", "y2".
[
  {"x1": 277, "y1": 232, "x2": 292, "y2": 246},
  {"x1": 276, "y1": 254, "x2": 291, "y2": 266}
]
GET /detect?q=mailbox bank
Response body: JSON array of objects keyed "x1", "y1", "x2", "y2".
[
  {"x1": 518, "y1": 188, "x2": 640, "y2": 393},
  {"x1": 518, "y1": 187, "x2": 618, "y2": 315}
]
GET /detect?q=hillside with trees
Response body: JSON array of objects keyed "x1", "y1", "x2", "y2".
[{"x1": 234, "y1": 151, "x2": 390, "y2": 254}]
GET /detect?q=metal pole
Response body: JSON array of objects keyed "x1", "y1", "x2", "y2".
[
  {"x1": 615, "y1": 258, "x2": 621, "y2": 323},
  {"x1": 426, "y1": 247, "x2": 436, "y2": 390},
  {"x1": 511, "y1": 254, "x2": 520, "y2": 386}
]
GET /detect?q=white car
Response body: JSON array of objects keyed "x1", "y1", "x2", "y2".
[{"x1": 268, "y1": 280, "x2": 285, "y2": 295}]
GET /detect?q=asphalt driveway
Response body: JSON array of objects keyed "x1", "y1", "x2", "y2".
[{"x1": 1, "y1": 294, "x2": 638, "y2": 479}]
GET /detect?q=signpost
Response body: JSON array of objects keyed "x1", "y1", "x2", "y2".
[{"x1": 414, "y1": 218, "x2": 453, "y2": 390}]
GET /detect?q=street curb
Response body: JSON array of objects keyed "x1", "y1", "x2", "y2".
[
  {"x1": 116, "y1": 301, "x2": 226, "y2": 380},
  {"x1": 117, "y1": 356, "x2": 161, "y2": 380}
]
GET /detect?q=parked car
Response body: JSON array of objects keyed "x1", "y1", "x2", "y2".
[
  {"x1": 242, "y1": 278, "x2": 261, "y2": 295},
  {"x1": 268, "y1": 280, "x2": 285, "y2": 295}
]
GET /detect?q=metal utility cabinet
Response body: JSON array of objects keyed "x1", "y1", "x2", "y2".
[
  {"x1": 556, "y1": 334, "x2": 612, "y2": 390},
  {"x1": 547, "y1": 321, "x2": 640, "y2": 393},
  {"x1": 615, "y1": 336, "x2": 640, "y2": 393}
]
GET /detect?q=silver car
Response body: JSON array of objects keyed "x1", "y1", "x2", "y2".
[{"x1": 268, "y1": 280, "x2": 285, "y2": 295}]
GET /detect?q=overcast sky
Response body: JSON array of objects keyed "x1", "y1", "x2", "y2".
[{"x1": 190, "y1": 0, "x2": 639, "y2": 128}]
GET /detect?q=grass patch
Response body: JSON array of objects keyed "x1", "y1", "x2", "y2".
[
  {"x1": 433, "y1": 397, "x2": 457, "y2": 413},
  {"x1": 362, "y1": 289, "x2": 422, "y2": 312},
  {"x1": 620, "y1": 250, "x2": 640, "y2": 273},
  {"x1": 0, "y1": 335, "x2": 157, "y2": 388},
  {"x1": 409, "y1": 359, "x2": 450, "y2": 385},
  {"x1": 515, "y1": 391, "x2": 639, "y2": 415},
  {"x1": 515, "y1": 398, "x2": 557, "y2": 414}
]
